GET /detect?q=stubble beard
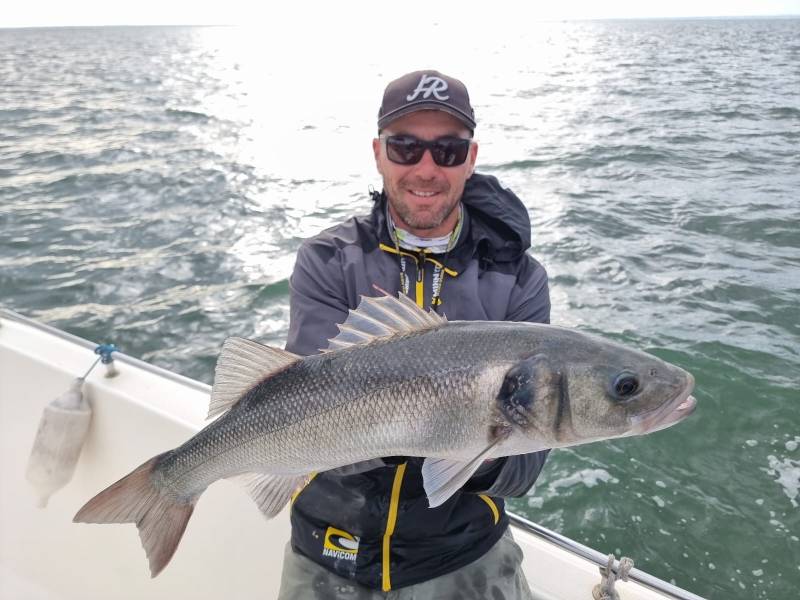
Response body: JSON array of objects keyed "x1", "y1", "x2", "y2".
[{"x1": 386, "y1": 180, "x2": 460, "y2": 233}]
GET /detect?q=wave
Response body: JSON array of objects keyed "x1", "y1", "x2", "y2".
[
  {"x1": 767, "y1": 106, "x2": 800, "y2": 119},
  {"x1": 484, "y1": 158, "x2": 555, "y2": 171},
  {"x1": 0, "y1": 108, "x2": 36, "y2": 121},
  {"x1": 165, "y1": 108, "x2": 211, "y2": 121}
]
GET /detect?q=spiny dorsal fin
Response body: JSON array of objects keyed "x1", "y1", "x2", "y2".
[
  {"x1": 209, "y1": 338, "x2": 300, "y2": 419},
  {"x1": 323, "y1": 291, "x2": 447, "y2": 352}
]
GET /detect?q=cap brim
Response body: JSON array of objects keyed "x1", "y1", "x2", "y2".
[{"x1": 378, "y1": 101, "x2": 476, "y2": 132}]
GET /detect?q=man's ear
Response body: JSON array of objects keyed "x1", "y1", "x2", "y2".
[
  {"x1": 372, "y1": 137, "x2": 383, "y2": 175},
  {"x1": 467, "y1": 140, "x2": 479, "y2": 177}
]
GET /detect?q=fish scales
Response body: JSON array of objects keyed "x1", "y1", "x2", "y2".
[{"x1": 156, "y1": 322, "x2": 526, "y2": 495}]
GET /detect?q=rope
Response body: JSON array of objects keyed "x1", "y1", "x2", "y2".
[
  {"x1": 80, "y1": 357, "x2": 102, "y2": 380},
  {"x1": 593, "y1": 554, "x2": 634, "y2": 600}
]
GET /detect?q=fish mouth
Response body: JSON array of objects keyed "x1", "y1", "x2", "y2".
[{"x1": 630, "y1": 372, "x2": 696, "y2": 435}]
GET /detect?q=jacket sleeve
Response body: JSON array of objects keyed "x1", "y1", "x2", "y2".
[
  {"x1": 506, "y1": 253, "x2": 551, "y2": 324},
  {"x1": 469, "y1": 253, "x2": 552, "y2": 498},
  {"x1": 285, "y1": 240, "x2": 349, "y2": 357}
]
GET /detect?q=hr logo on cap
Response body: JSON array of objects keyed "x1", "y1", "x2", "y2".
[{"x1": 406, "y1": 74, "x2": 450, "y2": 102}]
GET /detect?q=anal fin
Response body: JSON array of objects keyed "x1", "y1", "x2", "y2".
[{"x1": 228, "y1": 472, "x2": 308, "y2": 519}]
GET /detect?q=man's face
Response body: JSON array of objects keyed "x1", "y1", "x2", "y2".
[{"x1": 373, "y1": 110, "x2": 478, "y2": 238}]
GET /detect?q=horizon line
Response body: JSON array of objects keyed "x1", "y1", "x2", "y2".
[{"x1": 2, "y1": 13, "x2": 799, "y2": 30}]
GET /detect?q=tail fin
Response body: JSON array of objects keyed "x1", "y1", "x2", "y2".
[{"x1": 74, "y1": 455, "x2": 195, "y2": 577}]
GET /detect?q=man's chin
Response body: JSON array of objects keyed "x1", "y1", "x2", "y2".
[
  {"x1": 404, "y1": 220, "x2": 442, "y2": 232},
  {"x1": 400, "y1": 206, "x2": 448, "y2": 230},
  {"x1": 388, "y1": 192, "x2": 459, "y2": 235}
]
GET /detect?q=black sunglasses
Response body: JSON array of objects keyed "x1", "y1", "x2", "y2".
[{"x1": 383, "y1": 135, "x2": 471, "y2": 167}]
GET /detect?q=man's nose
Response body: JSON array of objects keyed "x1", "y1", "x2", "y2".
[{"x1": 413, "y1": 148, "x2": 439, "y2": 176}]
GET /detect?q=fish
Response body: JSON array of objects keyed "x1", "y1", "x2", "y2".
[{"x1": 74, "y1": 291, "x2": 696, "y2": 577}]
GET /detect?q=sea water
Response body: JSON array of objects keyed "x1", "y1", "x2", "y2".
[{"x1": 1, "y1": 18, "x2": 798, "y2": 598}]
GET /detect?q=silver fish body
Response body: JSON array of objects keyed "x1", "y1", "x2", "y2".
[
  {"x1": 159, "y1": 321, "x2": 690, "y2": 486},
  {"x1": 75, "y1": 294, "x2": 696, "y2": 576}
]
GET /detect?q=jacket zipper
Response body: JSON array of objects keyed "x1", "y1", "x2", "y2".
[
  {"x1": 381, "y1": 462, "x2": 407, "y2": 591},
  {"x1": 378, "y1": 244, "x2": 458, "y2": 309},
  {"x1": 415, "y1": 251, "x2": 425, "y2": 308}
]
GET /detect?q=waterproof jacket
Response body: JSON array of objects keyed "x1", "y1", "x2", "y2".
[{"x1": 284, "y1": 173, "x2": 551, "y2": 591}]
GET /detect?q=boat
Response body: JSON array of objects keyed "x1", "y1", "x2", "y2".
[{"x1": 0, "y1": 308, "x2": 705, "y2": 599}]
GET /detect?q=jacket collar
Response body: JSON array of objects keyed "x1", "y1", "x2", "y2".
[{"x1": 370, "y1": 173, "x2": 531, "y2": 271}]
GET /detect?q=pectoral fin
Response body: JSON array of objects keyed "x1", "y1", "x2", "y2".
[{"x1": 421, "y1": 439, "x2": 503, "y2": 508}]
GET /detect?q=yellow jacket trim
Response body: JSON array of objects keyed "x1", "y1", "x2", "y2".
[
  {"x1": 381, "y1": 462, "x2": 407, "y2": 591},
  {"x1": 379, "y1": 243, "x2": 416, "y2": 260},
  {"x1": 423, "y1": 255, "x2": 458, "y2": 276},
  {"x1": 378, "y1": 243, "x2": 458, "y2": 276},
  {"x1": 478, "y1": 494, "x2": 500, "y2": 525}
]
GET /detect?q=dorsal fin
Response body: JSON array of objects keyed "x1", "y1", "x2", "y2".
[
  {"x1": 208, "y1": 338, "x2": 300, "y2": 419},
  {"x1": 323, "y1": 291, "x2": 447, "y2": 352}
]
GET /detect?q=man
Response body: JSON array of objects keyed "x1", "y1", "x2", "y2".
[{"x1": 280, "y1": 70, "x2": 550, "y2": 599}]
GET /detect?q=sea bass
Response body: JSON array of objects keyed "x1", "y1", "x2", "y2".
[{"x1": 74, "y1": 292, "x2": 696, "y2": 576}]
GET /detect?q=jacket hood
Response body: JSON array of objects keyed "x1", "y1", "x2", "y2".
[
  {"x1": 460, "y1": 173, "x2": 531, "y2": 262},
  {"x1": 370, "y1": 173, "x2": 532, "y2": 267}
]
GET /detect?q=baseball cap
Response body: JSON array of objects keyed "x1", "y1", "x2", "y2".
[{"x1": 377, "y1": 70, "x2": 476, "y2": 133}]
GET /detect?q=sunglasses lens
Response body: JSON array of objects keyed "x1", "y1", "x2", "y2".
[
  {"x1": 431, "y1": 138, "x2": 470, "y2": 167},
  {"x1": 386, "y1": 136, "x2": 425, "y2": 165},
  {"x1": 385, "y1": 136, "x2": 470, "y2": 167}
]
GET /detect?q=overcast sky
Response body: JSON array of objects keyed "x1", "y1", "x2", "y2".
[{"x1": 2, "y1": 0, "x2": 799, "y2": 28}]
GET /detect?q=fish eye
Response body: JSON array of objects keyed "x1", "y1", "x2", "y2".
[{"x1": 613, "y1": 372, "x2": 640, "y2": 399}]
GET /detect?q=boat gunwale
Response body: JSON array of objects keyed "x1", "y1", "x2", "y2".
[
  {"x1": 0, "y1": 307, "x2": 211, "y2": 394},
  {"x1": 508, "y1": 513, "x2": 706, "y2": 600}
]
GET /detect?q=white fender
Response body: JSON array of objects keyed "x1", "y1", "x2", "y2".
[{"x1": 25, "y1": 378, "x2": 92, "y2": 507}]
